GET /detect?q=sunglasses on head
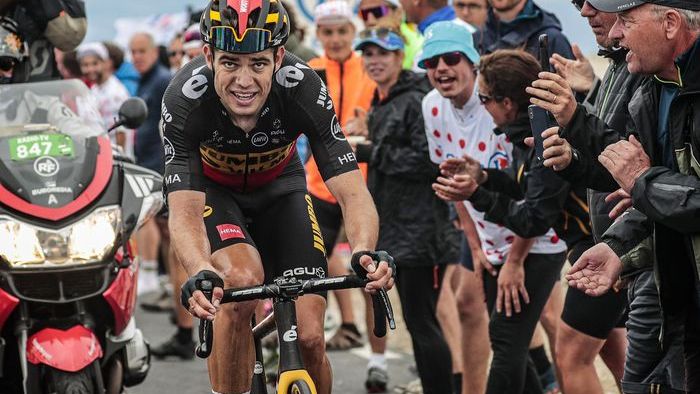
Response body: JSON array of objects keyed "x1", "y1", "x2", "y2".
[
  {"x1": 571, "y1": 0, "x2": 585, "y2": 11},
  {"x1": 359, "y1": 27, "x2": 396, "y2": 39},
  {"x1": 0, "y1": 57, "x2": 16, "y2": 72},
  {"x1": 423, "y1": 51, "x2": 464, "y2": 69},
  {"x1": 477, "y1": 92, "x2": 503, "y2": 104},
  {"x1": 359, "y1": 5, "x2": 390, "y2": 21}
]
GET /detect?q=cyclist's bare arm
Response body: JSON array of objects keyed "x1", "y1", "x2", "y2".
[
  {"x1": 326, "y1": 170, "x2": 393, "y2": 291},
  {"x1": 168, "y1": 190, "x2": 221, "y2": 319}
]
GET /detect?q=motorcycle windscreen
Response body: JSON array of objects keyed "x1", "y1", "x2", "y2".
[{"x1": 0, "y1": 80, "x2": 111, "y2": 210}]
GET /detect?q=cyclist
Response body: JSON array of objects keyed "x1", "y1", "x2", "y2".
[{"x1": 161, "y1": 1, "x2": 395, "y2": 394}]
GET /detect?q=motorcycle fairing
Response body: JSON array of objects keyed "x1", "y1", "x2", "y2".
[
  {"x1": 26, "y1": 325, "x2": 103, "y2": 372},
  {"x1": 0, "y1": 136, "x2": 113, "y2": 221},
  {"x1": 0, "y1": 287, "x2": 19, "y2": 331},
  {"x1": 103, "y1": 250, "x2": 138, "y2": 335}
]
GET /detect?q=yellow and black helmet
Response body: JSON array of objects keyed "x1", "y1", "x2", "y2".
[{"x1": 200, "y1": 0, "x2": 290, "y2": 54}]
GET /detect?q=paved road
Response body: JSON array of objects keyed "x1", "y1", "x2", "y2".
[{"x1": 128, "y1": 307, "x2": 416, "y2": 393}]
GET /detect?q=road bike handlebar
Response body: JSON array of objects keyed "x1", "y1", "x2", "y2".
[{"x1": 194, "y1": 274, "x2": 396, "y2": 359}]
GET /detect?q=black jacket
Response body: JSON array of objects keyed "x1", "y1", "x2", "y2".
[
  {"x1": 468, "y1": 115, "x2": 591, "y2": 248},
  {"x1": 357, "y1": 71, "x2": 459, "y2": 267},
  {"x1": 473, "y1": 0, "x2": 574, "y2": 60}
]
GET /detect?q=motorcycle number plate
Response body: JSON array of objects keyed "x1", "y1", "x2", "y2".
[{"x1": 9, "y1": 134, "x2": 74, "y2": 161}]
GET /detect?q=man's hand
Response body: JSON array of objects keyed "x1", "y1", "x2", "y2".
[
  {"x1": 433, "y1": 174, "x2": 479, "y2": 201},
  {"x1": 497, "y1": 260, "x2": 529, "y2": 317},
  {"x1": 565, "y1": 243, "x2": 623, "y2": 296},
  {"x1": 440, "y1": 155, "x2": 485, "y2": 182},
  {"x1": 550, "y1": 44, "x2": 595, "y2": 94},
  {"x1": 472, "y1": 247, "x2": 497, "y2": 284},
  {"x1": 606, "y1": 188, "x2": 633, "y2": 220},
  {"x1": 181, "y1": 269, "x2": 224, "y2": 321},
  {"x1": 354, "y1": 251, "x2": 395, "y2": 293},
  {"x1": 526, "y1": 71, "x2": 578, "y2": 128},
  {"x1": 598, "y1": 135, "x2": 651, "y2": 193},
  {"x1": 541, "y1": 126, "x2": 573, "y2": 171},
  {"x1": 344, "y1": 108, "x2": 369, "y2": 137}
]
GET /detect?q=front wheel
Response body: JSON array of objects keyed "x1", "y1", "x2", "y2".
[
  {"x1": 287, "y1": 380, "x2": 313, "y2": 394},
  {"x1": 50, "y1": 368, "x2": 95, "y2": 394}
]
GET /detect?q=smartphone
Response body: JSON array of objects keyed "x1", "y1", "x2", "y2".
[
  {"x1": 529, "y1": 105, "x2": 550, "y2": 161},
  {"x1": 538, "y1": 34, "x2": 550, "y2": 72}
]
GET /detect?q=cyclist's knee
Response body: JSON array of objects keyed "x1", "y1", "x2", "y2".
[{"x1": 298, "y1": 326, "x2": 325, "y2": 361}]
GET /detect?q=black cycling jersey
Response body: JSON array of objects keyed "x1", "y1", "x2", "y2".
[{"x1": 161, "y1": 53, "x2": 359, "y2": 194}]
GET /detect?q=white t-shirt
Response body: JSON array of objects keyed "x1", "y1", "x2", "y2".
[
  {"x1": 422, "y1": 87, "x2": 566, "y2": 264},
  {"x1": 91, "y1": 75, "x2": 133, "y2": 158}
]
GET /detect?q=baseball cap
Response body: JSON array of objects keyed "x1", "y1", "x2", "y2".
[
  {"x1": 355, "y1": 28, "x2": 405, "y2": 51},
  {"x1": 77, "y1": 42, "x2": 108, "y2": 61},
  {"x1": 314, "y1": 1, "x2": 354, "y2": 25},
  {"x1": 418, "y1": 21, "x2": 480, "y2": 69},
  {"x1": 587, "y1": 0, "x2": 700, "y2": 12},
  {"x1": 183, "y1": 24, "x2": 203, "y2": 51}
]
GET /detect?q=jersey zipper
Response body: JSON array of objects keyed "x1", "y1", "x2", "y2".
[
  {"x1": 338, "y1": 61, "x2": 345, "y2": 125},
  {"x1": 243, "y1": 130, "x2": 250, "y2": 192},
  {"x1": 597, "y1": 62, "x2": 619, "y2": 118}
]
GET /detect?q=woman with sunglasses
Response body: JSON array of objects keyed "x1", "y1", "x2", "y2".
[
  {"x1": 353, "y1": 27, "x2": 460, "y2": 394},
  {"x1": 432, "y1": 49, "x2": 592, "y2": 394}
]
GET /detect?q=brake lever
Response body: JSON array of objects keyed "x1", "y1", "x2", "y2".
[
  {"x1": 350, "y1": 251, "x2": 397, "y2": 337},
  {"x1": 195, "y1": 279, "x2": 214, "y2": 359}
]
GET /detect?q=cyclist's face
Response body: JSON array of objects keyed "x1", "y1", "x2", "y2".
[
  {"x1": 316, "y1": 22, "x2": 355, "y2": 63},
  {"x1": 426, "y1": 54, "x2": 475, "y2": 108},
  {"x1": 361, "y1": 45, "x2": 403, "y2": 87},
  {"x1": 79, "y1": 55, "x2": 104, "y2": 84},
  {"x1": 206, "y1": 46, "x2": 284, "y2": 119}
]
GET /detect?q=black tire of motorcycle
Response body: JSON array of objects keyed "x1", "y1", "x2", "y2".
[
  {"x1": 287, "y1": 380, "x2": 313, "y2": 394},
  {"x1": 51, "y1": 368, "x2": 95, "y2": 394}
]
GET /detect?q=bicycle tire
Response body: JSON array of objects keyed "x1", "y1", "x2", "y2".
[{"x1": 287, "y1": 380, "x2": 313, "y2": 394}]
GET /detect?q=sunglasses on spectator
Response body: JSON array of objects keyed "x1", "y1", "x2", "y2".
[
  {"x1": 168, "y1": 50, "x2": 185, "y2": 58},
  {"x1": 423, "y1": 52, "x2": 464, "y2": 69},
  {"x1": 477, "y1": 92, "x2": 503, "y2": 104},
  {"x1": 358, "y1": 27, "x2": 398, "y2": 39},
  {"x1": 0, "y1": 57, "x2": 17, "y2": 72},
  {"x1": 359, "y1": 5, "x2": 390, "y2": 21},
  {"x1": 453, "y1": 2, "x2": 486, "y2": 12},
  {"x1": 571, "y1": 0, "x2": 585, "y2": 11}
]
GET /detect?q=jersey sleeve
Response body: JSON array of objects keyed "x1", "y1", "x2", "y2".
[
  {"x1": 279, "y1": 60, "x2": 359, "y2": 180},
  {"x1": 161, "y1": 82, "x2": 205, "y2": 194}
]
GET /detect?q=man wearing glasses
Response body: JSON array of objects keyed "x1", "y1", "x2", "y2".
[
  {"x1": 454, "y1": 0, "x2": 488, "y2": 28},
  {"x1": 163, "y1": 1, "x2": 395, "y2": 393}
]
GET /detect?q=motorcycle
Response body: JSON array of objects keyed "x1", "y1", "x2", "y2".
[{"x1": 0, "y1": 80, "x2": 162, "y2": 393}]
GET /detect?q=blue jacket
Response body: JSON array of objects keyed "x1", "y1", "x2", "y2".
[
  {"x1": 115, "y1": 62, "x2": 140, "y2": 96},
  {"x1": 135, "y1": 63, "x2": 171, "y2": 174},
  {"x1": 473, "y1": 0, "x2": 574, "y2": 60}
]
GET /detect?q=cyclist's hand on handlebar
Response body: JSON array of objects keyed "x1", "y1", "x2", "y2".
[
  {"x1": 180, "y1": 269, "x2": 224, "y2": 321},
  {"x1": 352, "y1": 251, "x2": 395, "y2": 293}
]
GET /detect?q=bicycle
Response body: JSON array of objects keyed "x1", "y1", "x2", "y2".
[{"x1": 195, "y1": 253, "x2": 397, "y2": 394}]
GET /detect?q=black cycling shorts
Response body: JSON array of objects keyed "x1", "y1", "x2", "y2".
[
  {"x1": 309, "y1": 194, "x2": 343, "y2": 257},
  {"x1": 561, "y1": 240, "x2": 628, "y2": 339},
  {"x1": 202, "y1": 181, "x2": 328, "y2": 285}
]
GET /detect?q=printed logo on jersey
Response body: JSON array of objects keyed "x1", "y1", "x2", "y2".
[
  {"x1": 330, "y1": 115, "x2": 345, "y2": 141},
  {"x1": 316, "y1": 84, "x2": 332, "y2": 110},
  {"x1": 251, "y1": 132, "x2": 269, "y2": 147},
  {"x1": 161, "y1": 103, "x2": 172, "y2": 123},
  {"x1": 216, "y1": 224, "x2": 245, "y2": 241},
  {"x1": 273, "y1": 118, "x2": 281, "y2": 129},
  {"x1": 488, "y1": 149, "x2": 510, "y2": 170},
  {"x1": 200, "y1": 143, "x2": 295, "y2": 175},
  {"x1": 182, "y1": 65, "x2": 209, "y2": 100},
  {"x1": 275, "y1": 63, "x2": 309, "y2": 88},
  {"x1": 163, "y1": 137, "x2": 175, "y2": 164},
  {"x1": 304, "y1": 194, "x2": 326, "y2": 255}
]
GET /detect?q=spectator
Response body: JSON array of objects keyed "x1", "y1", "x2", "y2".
[
  {"x1": 354, "y1": 27, "x2": 460, "y2": 394},
  {"x1": 474, "y1": 0, "x2": 573, "y2": 59},
  {"x1": 358, "y1": 0, "x2": 424, "y2": 69},
  {"x1": 167, "y1": 33, "x2": 185, "y2": 72},
  {"x1": 431, "y1": 47, "x2": 580, "y2": 394},
  {"x1": 281, "y1": 0, "x2": 317, "y2": 61},
  {"x1": 129, "y1": 32, "x2": 171, "y2": 295},
  {"x1": 305, "y1": 0, "x2": 376, "y2": 361},
  {"x1": 541, "y1": 1, "x2": 700, "y2": 391},
  {"x1": 103, "y1": 41, "x2": 139, "y2": 96},
  {"x1": 4, "y1": 0, "x2": 86, "y2": 81},
  {"x1": 77, "y1": 42, "x2": 133, "y2": 157},
  {"x1": 55, "y1": 49, "x2": 81, "y2": 80},
  {"x1": 399, "y1": 0, "x2": 462, "y2": 33},
  {"x1": 454, "y1": 0, "x2": 489, "y2": 28},
  {"x1": 182, "y1": 24, "x2": 203, "y2": 61}
]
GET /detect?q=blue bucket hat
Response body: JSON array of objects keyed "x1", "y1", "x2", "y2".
[
  {"x1": 418, "y1": 21, "x2": 480, "y2": 69},
  {"x1": 355, "y1": 28, "x2": 405, "y2": 52}
]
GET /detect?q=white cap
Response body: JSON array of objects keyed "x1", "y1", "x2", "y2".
[
  {"x1": 77, "y1": 42, "x2": 108, "y2": 61},
  {"x1": 314, "y1": 1, "x2": 353, "y2": 25}
]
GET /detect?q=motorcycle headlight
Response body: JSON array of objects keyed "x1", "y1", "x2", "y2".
[{"x1": 0, "y1": 206, "x2": 121, "y2": 268}]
